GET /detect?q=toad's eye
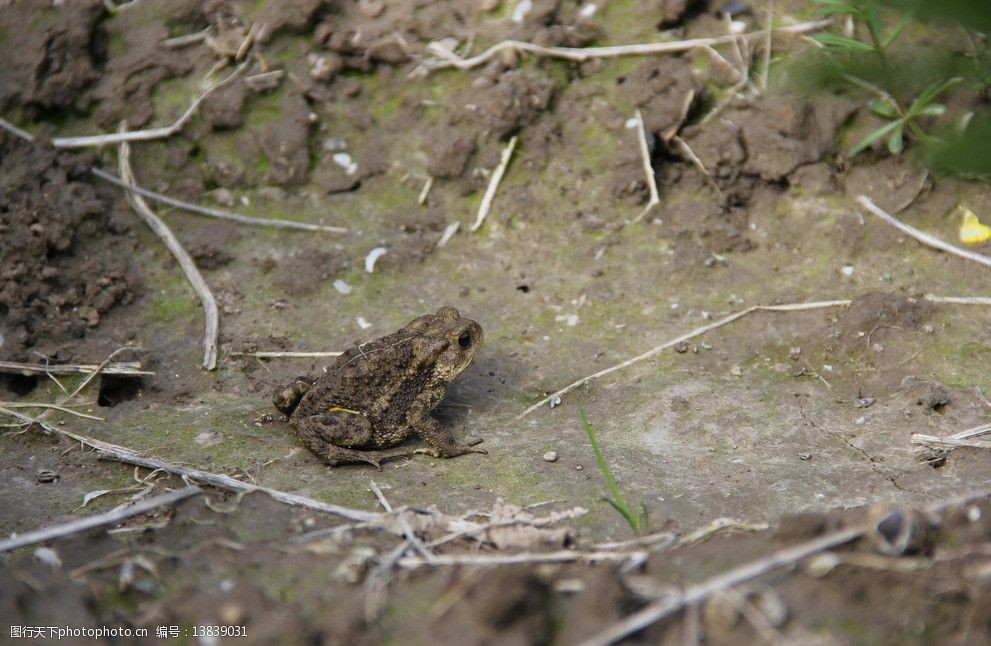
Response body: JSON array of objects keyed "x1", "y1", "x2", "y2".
[{"x1": 458, "y1": 331, "x2": 472, "y2": 348}]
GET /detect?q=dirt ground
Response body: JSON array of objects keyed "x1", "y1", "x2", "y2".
[{"x1": 2, "y1": 0, "x2": 991, "y2": 644}]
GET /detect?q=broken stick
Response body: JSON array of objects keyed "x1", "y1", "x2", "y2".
[{"x1": 118, "y1": 135, "x2": 219, "y2": 370}]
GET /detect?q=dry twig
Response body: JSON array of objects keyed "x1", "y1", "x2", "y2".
[
  {"x1": 0, "y1": 402, "x2": 103, "y2": 421},
  {"x1": 1, "y1": 348, "x2": 137, "y2": 433},
  {"x1": 91, "y1": 168, "x2": 347, "y2": 234},
  {"x1": 231, "y1": 351, "x2": 342, "y2": 359},
  {"x1": 630, "y1": 110, "x2": 660, "y2": 224},
  {"x1": 0, "y1": 118, "x2": 38, "y2": 142},
  {"x1": 759, "y1": 3, "x2": 774, "y2": 93},
  {"x1": 0, "y1": 360, "x2": 152, "y2": 377},
  {"x1": 912, "y1": 422, "x2": 991, "y2": 452},
  {"x1": 519, "y1": 299, "x2": 852, "y2": 417},
  {"x1": 418, "y1": 176, "x2": 434, "y2": 206},
  {"x1": 54, "y1": 427, "x2": 379, "y2": 522},
  {"x1": 925, "y1": 295, "x2": 991, "y2": 306},
  {"x1": 471, "y1": 136, "x2": 517, "y2": 232},
  {"x1": 421, "y1": 19, "x2": 831, "y2": 71},
  {"x1": 674, "y1": 518, "x2": 769, "y2": 547},
  {"x1": 858, "y1": 195, "x2": 991, "y2": 271},
  {"x1": 398, "y1": 548, "x2": 647, "y2": 568},
  {"x1": 119, "y1": 136, "x2": 219, "y2": 370},
  {"x1": 49, "y1": 62, "x2": 249, "y2": 148},
  {"x1": 581, "y1": 489, "x2": 991, "y2": 646},
  {"x1": 670, "y1": 135, "x2": 723, "y2": 199},
  {"x1": 0, "y1": 487, "x2": 201, "y2": 553},
  {"x1": 161, "y1": 28, "x2": 210, "y2": 49}
]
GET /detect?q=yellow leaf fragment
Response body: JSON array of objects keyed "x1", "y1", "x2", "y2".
[{"x1": 957, "y1": 204, "x2": 991, "y2": 244}]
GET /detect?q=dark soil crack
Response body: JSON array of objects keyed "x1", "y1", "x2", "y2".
[{"x1": 800, "y1": 406, "x2": 917, "y2": 495}]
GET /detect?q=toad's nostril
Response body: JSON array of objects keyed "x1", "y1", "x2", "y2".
[{"x1": 458, "y1": 330, "x2": 472, "y2": 348}]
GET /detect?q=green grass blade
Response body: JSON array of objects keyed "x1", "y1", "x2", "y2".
[
  {"x1": 908, "y1": 77, "x2": 963, "y2": 117},
  {"x1": 813, "y1": 33, "x2": 876, "y2": 51},
  {"x1": 582, "y1": 409, "x2": 626, "y2": 509},
  {"x1": 882, "y1": 14, "x2": 913, "y2": 48},
  {"x1": 602, "y1": 497, "x2": 639, "y2": 532}
]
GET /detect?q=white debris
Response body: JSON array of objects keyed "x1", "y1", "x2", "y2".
[
  {"x1": 332, "y1": 152, "x2": 358, "y2": 175},
  {"x1": 322, "y1": 136, "x2": 347, "y2": 152},
  {"x1": 624, "y1": 117, "x2": 640, "y2": 129},
  {"x1": 364, "y1": 247, "x2": 387, "y2": 273},
  {"x1": 357, "y1": 317, "x2": 372, "y2": 329},
  {"x1": 543, "y1": 451, "x2": 558, "y2": 462},
  {"x1": 34, "y1": 547, "x2": 62, "y2": 568},
  {"x1": 555, "y1": 314, "x2": 579, "y2": 327},
  {"x1": 333, "y1": 279, "x2": 353, "y2": 294},
  {"x1": 549, "y1": 394, "x2": 562, "y2": 408},
  {"x1": 511, "y1": 0, "x2": 532, "y2": 23},
  {"x1": 729, "y1": 19, "x2": 747, "y2": 34},
  {"x1": 436, "y1": 221, "x2": 460, "y2": 248},
  {"x1": 579, "y1": 3, "x2": 597, "y2": 17},
  {"x1": 841, "y1": 264, "x2": 854, "y2": 277}
]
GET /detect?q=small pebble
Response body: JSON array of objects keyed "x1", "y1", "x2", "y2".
[
  {"x1": 855, "y1": 397, "x2": 876, "y2": 409},
  {"x1": 729, "y1": 365, "x2": 743, "y2": 377},
  {"x1": 841, "y1": 264, "x2": 854, "y2": 277},
  {"x1": 36, "y1": 469, "x2": 59, "y2": 483},
  {"x1": 574, "y1": 465, "x2": 583, "y2": 471},
  {"x1": 798, "y1": 452, "x2": 812, "y2": 461},
  {"x1": 543, "y1": 451, "x2": 558, "y2": 462},
  {"x1": 673, "y1": 340, "x2": 690, "y2": 354},
  {"x1": 549, "y1": 394, "x2": 562, "y2": 408}
]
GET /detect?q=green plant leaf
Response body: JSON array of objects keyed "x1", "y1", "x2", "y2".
[
  {"x1": 848, "y1": 118, "x2": 904, "y2": 156},
  {"x1": 881, "y1": 14, "x2": 913, "y2": 48},
  {"x1": 916, "y1": 104, "x2": 946, "y2": 117},
  {"x1": 867, "y1": 1, "x2": 886, "y2": 45},
  {"x1": 813, "y1": 33, "x2": 876, "y2": 51},
  {"x1": 887, "y1": 123, "x2": 905, "y2": 154},
  {"x1": 868, "y1": 97, "x2": 898, "y2": 118},
  {"x1": 814, "y1": 0, "x2": 863, "y2": 17},
  {"x1": 908, "y1": 77, "x2": 963, "y2": 116}
]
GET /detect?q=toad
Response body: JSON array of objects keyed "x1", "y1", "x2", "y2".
[{"x1": 273, "y1": 306, "x2": 487, "y2": 468}]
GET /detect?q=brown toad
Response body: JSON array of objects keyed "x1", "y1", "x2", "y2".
[{"x1": 273, "y1": 306, "x2": 486, "y2": 468}]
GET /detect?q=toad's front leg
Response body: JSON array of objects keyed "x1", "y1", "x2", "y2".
[{"x1": 412, "y1": 414, "x2": 487, "y2": 459}]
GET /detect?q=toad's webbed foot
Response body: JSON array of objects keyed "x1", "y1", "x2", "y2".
[{"x1": 414, "y1": 440, "x2": 487, "y2": 459}]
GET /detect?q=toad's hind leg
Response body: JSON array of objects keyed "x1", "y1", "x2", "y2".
[{"x1": 294, "y1": 413, "x2": 417, "y2": 469}]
